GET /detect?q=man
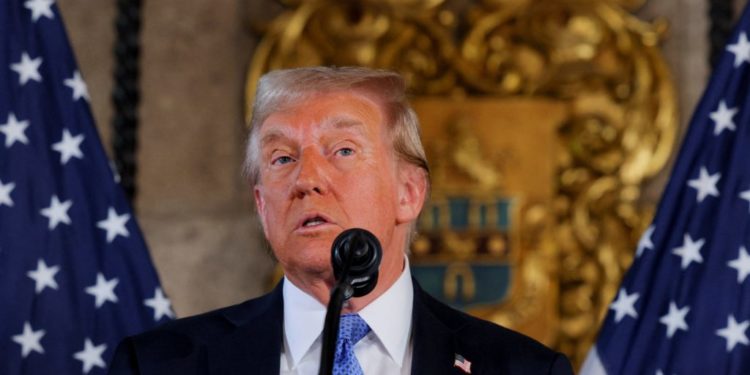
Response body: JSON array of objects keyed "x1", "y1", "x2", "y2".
[{"x1": 109, "y1": 66, "x2": 574, "y2": 374}]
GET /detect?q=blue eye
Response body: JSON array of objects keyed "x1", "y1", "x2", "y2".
[
  {"x1": 337, "y1": 148, "x2": 354, "y2": 156},
  {"x1": 272, "y1": 155, "x2": 295, "y2": 165}
]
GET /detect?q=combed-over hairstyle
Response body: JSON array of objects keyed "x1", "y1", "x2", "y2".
[{"x1": 243, "y1": 66, "x2": 429, "y2": 186}]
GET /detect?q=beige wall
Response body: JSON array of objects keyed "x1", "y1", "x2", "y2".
[
  {"x1": 637, "y1": 0, "x2": 748, "y2": 201},
  {"x1": 57, "y1": 0, "x2": 747, "y2": 317},
  {"x1": 58, "y1": 0, "x2": 274, "y2": 317}
]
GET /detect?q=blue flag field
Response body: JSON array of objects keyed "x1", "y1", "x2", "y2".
[{"x1": 1, "y1": 1, "x2": 172, "y2": 374}]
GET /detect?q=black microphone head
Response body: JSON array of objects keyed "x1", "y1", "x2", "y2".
[{"x1": 331, "y1": 228, "x2": 382, "y2": 298}]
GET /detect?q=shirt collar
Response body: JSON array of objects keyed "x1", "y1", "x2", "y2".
[
  {"x1": 358, "y1": 258, "x2": 413, "y2": 367},
  {"x1": 282, "y1": 257, "x2": 414, "y2": 368},
  {"x1": 282, "y1": 276, "x2": 327, "y2": 367}
]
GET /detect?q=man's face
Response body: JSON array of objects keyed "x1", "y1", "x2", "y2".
[{"x1": 253, "y1": 91, "x2": 421, "y2": 286}]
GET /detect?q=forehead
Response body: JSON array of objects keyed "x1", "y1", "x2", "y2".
[{"x1": 258, "y1": 91, "x2": 388, "y2": 140}]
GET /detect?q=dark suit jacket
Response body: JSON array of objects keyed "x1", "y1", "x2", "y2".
[{"x1": 109, "y1": 279, "x2": 574, "y2": 374}]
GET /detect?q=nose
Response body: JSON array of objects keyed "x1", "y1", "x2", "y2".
[{"x1": 292, "y1": 149, "x2": 329, "y2": 198}]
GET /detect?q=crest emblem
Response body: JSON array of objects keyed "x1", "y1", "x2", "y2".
[{"x1": 411, "y1": 113, "x2": 517, "y2": 309}]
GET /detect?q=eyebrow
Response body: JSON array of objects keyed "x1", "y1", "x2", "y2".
[
  {"x1": 258, "y1": 131, "x2": 287, "y2": 150},
  {"x1": 259, "y1": 116, "x2": 366, "y2": 148}
]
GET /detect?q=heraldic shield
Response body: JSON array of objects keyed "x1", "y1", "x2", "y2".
[{"x1": 409, "y1": 97, "x2": 565, "y2": 343}]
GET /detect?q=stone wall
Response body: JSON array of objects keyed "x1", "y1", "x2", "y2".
[{"x1": 56, "y1": 0, "x2": 747, "y2": 317}]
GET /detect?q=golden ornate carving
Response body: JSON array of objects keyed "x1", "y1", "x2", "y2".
[{"x1": 246, "y1": 0, "x2": 676, "y2": 367}]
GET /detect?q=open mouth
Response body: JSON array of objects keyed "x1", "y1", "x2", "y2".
[{"x1": 302, "y1": 215, "x2": 328, "y2": 228}]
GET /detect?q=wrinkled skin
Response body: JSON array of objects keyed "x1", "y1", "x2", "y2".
[{"x1": 253, "y1": 91, "x2": 427, "y2": 311}]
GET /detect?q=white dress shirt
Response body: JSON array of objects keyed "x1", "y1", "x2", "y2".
[{"x1": 280, "y1": 262, "x2": 414, "y2": 375}]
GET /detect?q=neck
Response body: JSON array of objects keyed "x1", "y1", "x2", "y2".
[{"x1": 286, "y1": 251, "x2": 406, "y2": 313}]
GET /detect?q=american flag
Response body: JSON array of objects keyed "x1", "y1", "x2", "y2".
[
  {"x1": 453, "y1": 353, "x2": 472, "y2": 374},
  {"x1": 581, "y1": 4, "x2": 750, "y2": 375},
  {"x1": 0, "y1": 1, "x2": 172, "y2": 374}
]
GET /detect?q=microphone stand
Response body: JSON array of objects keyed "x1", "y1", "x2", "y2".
[
  {"x1": 318, "y1": 250, "x2": 355, "y2": 375},
  {"x1": 317, "y1": 228, "x2": 381, "y2": 375}
]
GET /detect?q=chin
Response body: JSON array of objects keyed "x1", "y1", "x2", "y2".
[{"x1": 285, "y1": 245, "x2": 333, "y2": 273}]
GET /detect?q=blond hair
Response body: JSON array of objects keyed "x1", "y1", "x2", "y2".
[{"x1": 243, "y1": 66, "x2": 429, "y2": 186}]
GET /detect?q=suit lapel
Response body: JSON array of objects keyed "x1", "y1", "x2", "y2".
[
  {"x1": 207, "y1": 281, "x2": 284, "y2": 375},
  {"x1": 198, "y1": 278, "x2": 472, "y2": 374},
  {"x1": 411, "y1": 281, "x2": 463, "y2": 374}
]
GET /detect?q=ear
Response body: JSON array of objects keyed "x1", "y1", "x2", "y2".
[
  {"x1": 395, "y1": 163, "x2": 428, "y2": 225},
  {"x1": 253, "y1": 185, "x2": 269, "y2": 236}
]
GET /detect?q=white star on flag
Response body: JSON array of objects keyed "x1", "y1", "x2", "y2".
[
  {"x1": 609, "y1": 288, "x2": 639, "y2": 323},
  {"x1": 0, "y1": 112, "x2": 30, "y2": 148},
  {"x1": 40, "y1": 195, "x2": 72, "y2": 230},
  {"x1": 144, "y1": 287, "x2": 174, "y2": 321},
  {"x1": 24, "y1": 0, "x2": 54, "y2": 22},
  {"x1": 63, "y1": 70, "x2": 89, "y2": 101},
  {"x1": 12, "y1": 322, "x2": 46, "y2": 358},
  {"x1": 709, "y1": 100, "x2": 738, "y2": 135},
  {"x1": 96, "y1": 207, "x2": 131, "y2": 243},
  {"x1": 581, "y1": 6, "x2": 750, "y2": 373},
  {"x1": 85, "y1": 273, "x2": 119, "y2": 308},
  {"x1": 672, "y1": 234, "x2": 705, "y2": 269},
  {"x1": 636, "y1": 225, "x2": 655, "y2": 257},
  {"x1": 10, "y1": 52, "x2": 42, "y2": 85},
  {"x1": 658, "y1": 302, "x2": 690, "y2": 338},
  {"x1": 687, "y1": 167, "x2": 720, "y2": 202},
  {"x1": 27, "y1": 259, "x2": 60, "y2": 294},
  {"x1": 728, "y1": 246, "x2": 750, "y2": 284},
  {"x1": 51, "y1": 128, "x2": 85, "y2": 164},
  {"x1": 716, "y1": 315, "x2": 750, "y2": 352},
  {"x1": 727, "y1": 31, "x2": 750, "y2": 67},
  {"x1": 0, "y1": 179, "x2": 15, "y2": 207},
  {"x1": 73, "y1": 338, "x2": 107, "y2": 374},
  {"x1": 740, "y1": 189, "x2": 750, "y2": 212},
  {"x1": 2, "y1": 0, "x2": 171, "y2": 371}
]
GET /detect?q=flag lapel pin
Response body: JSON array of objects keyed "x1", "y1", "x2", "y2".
[{"x1": 453, "y1": 353, "x2": 472, "y2": 374}]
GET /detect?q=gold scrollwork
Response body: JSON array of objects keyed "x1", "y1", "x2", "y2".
[{"x1": 246, "y1": 0, "x2": 676, "y2": 367}]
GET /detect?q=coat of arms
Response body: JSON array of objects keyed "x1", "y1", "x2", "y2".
[{"x1": 409, "y1": 98, "x2": 565, "y2": 343}]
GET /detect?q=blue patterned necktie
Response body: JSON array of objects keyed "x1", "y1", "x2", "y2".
[{"x1": 333, "y1": 314, "x2": 371, "y2": 375}]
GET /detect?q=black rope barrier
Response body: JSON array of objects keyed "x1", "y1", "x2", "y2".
[
  {"x1": 112, "y1": 0, "x2": 142, "y2": 203},
  {"x1": 709, "y1": 0, "x2": 735, "y2": 69}
]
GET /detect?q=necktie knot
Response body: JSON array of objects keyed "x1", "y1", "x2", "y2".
[{"x1": 338, "y1": 314, "x2": 370, "y2": 343}]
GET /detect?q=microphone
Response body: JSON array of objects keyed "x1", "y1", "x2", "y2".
[
  {"x1": 318, "y1": 228, "x2": 382, "y2": 375},
  {"x1": 331, "y1": 228, "x2": 382, "y2": 299}
]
